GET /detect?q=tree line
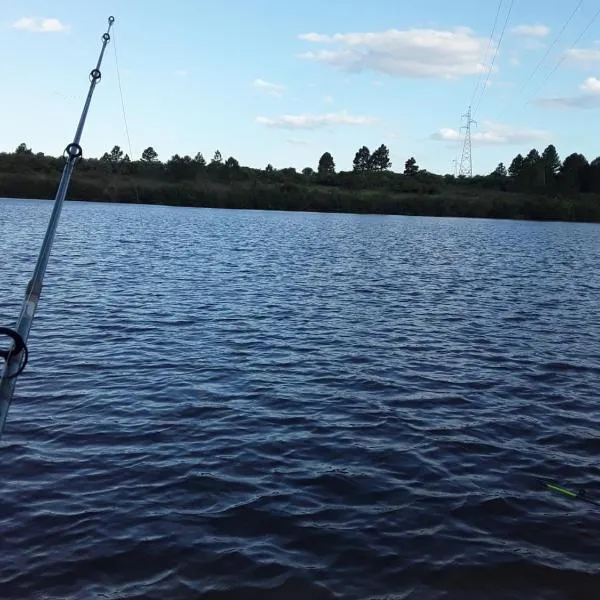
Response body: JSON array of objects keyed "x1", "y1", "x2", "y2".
[
  {"x1": 3, "y1": 141, "x2": 416, "y2": 179},
  {"x1": 489, "y1": 144, "x2": 600, "y2": 195},
  {"x1": 1, "y1": 141, "x2": 599, "y2": 222}
]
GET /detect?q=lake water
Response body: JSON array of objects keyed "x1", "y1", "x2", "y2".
[{"x1": 1, "y1": 198, "x2": 600, "y2": 599}]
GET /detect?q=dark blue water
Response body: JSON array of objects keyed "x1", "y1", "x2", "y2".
[{"x1": 1, "y1": 198, "x2": 600, "y2": 599}]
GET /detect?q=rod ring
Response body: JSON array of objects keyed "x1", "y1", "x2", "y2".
[
  {"x1": 108, "y1": 16, "x2": 115, "y2": 24},
  {"x1": 0, "y1": 327, "x2": 25, "y2": 360},
  {"x1": 0, "y1": 327, "x2": 28, "y2": 379},
  {"x1": 90, "y1": 69, "x2": 102, "y2": 82},
  {"x1": 102, "y1": 33, "x2": 110, "y2": 42},
  {"x1": 65, "y1": 143, "x2": 83, "y2": 159}
]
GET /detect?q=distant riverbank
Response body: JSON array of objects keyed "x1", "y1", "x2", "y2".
[
  {"x1": 2, "y1": 144, "x2": 600, "y2": 223},
  {"x1": 4, "y1": 172, "x2": 600, "y2": 223}
]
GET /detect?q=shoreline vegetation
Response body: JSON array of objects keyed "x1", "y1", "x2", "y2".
[{"x1": 2, "y1": 142, "x2": 600, "y2": 222}]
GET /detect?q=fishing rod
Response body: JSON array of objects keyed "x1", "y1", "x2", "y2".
[{"x1": 0, "y1": 16, "x2": 115, "y2": 440}]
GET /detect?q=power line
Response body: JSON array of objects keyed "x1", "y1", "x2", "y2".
[
  {"x1": 530, "y1": 4, "x2": 600, "y2": 100},
  {"x1": 473, "y1": 0, "x2": 515, "y2": 115},
  {"x1": 493, "y1": 0, "x2": 584, "y2": 122},
  {"x1": 454, "y1": 1, "x2": 505, "y2": 178},
  {"x1": 470, "y1": 0, "x2": 504, "y2": 107},
  {"x1": 517, "y1": 0, "x2": 584, "y2": 96}
]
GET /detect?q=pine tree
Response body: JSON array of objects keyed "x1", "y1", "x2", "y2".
[
  {"x1": 404, "y1": 157, "x2": 419, "y2": 176},
  {"x1": 369, "y1": 144, "x2": 391, "y2": 171},
  {"x1": 352, "y1": 146, "x2": 371, "y2": 172},
  {"x1": 318, "y1": 152, "x2": 335, "y2": 175}
]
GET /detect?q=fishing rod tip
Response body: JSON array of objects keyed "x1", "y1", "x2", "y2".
[{"x1": 108, "y1": 16, "x2": 115, "y2": 25}]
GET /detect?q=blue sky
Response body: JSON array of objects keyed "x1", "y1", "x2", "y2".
[{"x1": 1, "y1": 0, "x2": 599, "y2": 175}]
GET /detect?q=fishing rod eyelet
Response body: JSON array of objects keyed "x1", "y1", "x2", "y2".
[
  {"x1": 64, "y1": 143, "x2": 83, "y2": 160},
  {"x1": 0, "y1": 327, "x2": 29, "y2": 380},
  {"x1": 108, "y1": 16, "x2": 115, "y2": 25},
  {"x1": 102, "y1": 33, "x2": 111, "y2": 42},
  {"x1": 90, "y1": 69, "x2": 102, "y2": 82}
]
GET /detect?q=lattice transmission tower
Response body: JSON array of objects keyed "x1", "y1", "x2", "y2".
[{"x1": 458, "y1": 106, "x2": 477, "y2": 177}]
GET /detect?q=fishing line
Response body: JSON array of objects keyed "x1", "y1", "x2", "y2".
[
  {"x1": 111, "y1": 21, "x2": 153, "y2": 268},
  {"x1": 112, "y1": 26, "x2": 134, "y2": 164}
]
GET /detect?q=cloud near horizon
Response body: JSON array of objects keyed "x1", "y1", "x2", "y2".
[
  {"x1": 298, "y1": 27, "x2": 492, "y2": 79},
  {"x1": 535, "y1": 77, "x2": 600, "y2": 109},
  {"x1": 431, "y1": 121, "x2": 551, "y2": 145},
  {"x1": 12, "y1": 17, "x2": 68, "y2": 33},
  {"x1": 256, "y1": 110, "x2": 378, "y2": 130},
  {"x1": 253, "y1": 78, "x2": 286, "y2": 97}
]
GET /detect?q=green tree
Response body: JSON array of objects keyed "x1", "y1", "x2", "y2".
[
  {"x1": 353, "y1": 146, "x2": 371, "y2": 172},
  {"x1": 524, "y1": 149, "x2": 541, "y2": 166},
  {"x1": 404, "y1": 157, "x2": 419, "y2": 176},
  {"x1": 508, "y1": 154, "x2": 524, "y2": 178},
  {"x1": 302, "y1": 167, "x2": 314, "y2": 176},
  {"x1": 211, "y1": 150, "x2": 223, "y2": 164},
  {"x1": 141, "y1": 146, "x2": 158, "y2": 163},
  {"x1": 100, "y1": 145, "x2": 124, "y2": 173},
  {"x1": 509, "y1": 148, "x2": 543, "y2": 190},
  {"x1": 523, "y1": 148, "x2": 544, "y2": 188},
  {"x1": 318, "y1": 151, "x2": 335, "y2": 175},
  {"x1": 587, "y1": 156, "x2": 600, "y2": 193},
  {"x1": 15, "y1": 143, "x2": 32, "y2": 155},
  {"x1": 194, "y1": 152, "x2": 206, "y2": 167},
  {"x1": 541, "y1": 144, "x2": 560, "y2": 174},
  {"x1": 492, "y1": 162, "x2": 507, "y2": 177},
  {"x1": 541, "y1": 144, "x2": 561, "y2": 191},
  {"x1": 225, "y1": 156, "x2": 239, "y2": 169},
  {"x1": 265, "y1": 163, "x2": 274, "y2": 173},
  {"x1": 560, "y1": 152, "x2": 588, "y2": 192},
  {"x1": 165, "y1": 154, "x2": 195, "y2": 181},
  {"x1": 110, "y1": 145, "x2": 124, "y2": 163},
  {"x1": 369, "y1": 144, "x2": 391, "y2": 171},
  {"x1": 121, "y1": 153, "x2": 133, "y2": 174}
]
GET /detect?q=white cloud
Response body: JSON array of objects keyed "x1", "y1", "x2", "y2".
[
  {"x1": 299, "y1": 33, "x2": 331, "y2": 43},
  {"x1": 286, "y1": 138, "x2": 309, "y2": 145},
  {"x1": 12, "y1": 17, "x2": 68, "y2": 33},
  {"x1": 298, "y1": 27, "x2": 492, "y2": 79},
  {"x1": 535, "y1": 77, "x2": 600, "y2": 109},
  {"x1": 564, "y1": 43, "x2": 600, "y2": 67},
  {"x1": 580, "y1": 76, "x2": 600, "y2": 93},
  {"x1": 323, "y1": 95, "x2": 334, "y2": 104},
  {"x1": 253, "y1": 78, "x2": 286, "y2": 97},
  {"x1": 431, "y1": 121, "x2": 551, "y2": 145},
  {"x1": 511, "y1": 24, "x2": 550, "y2": 38},
  {"x1": 256, "y1": 110, "x2": 378, "y2": 130},
  {"x1": 174, "y1": 69, "x2": 188, "y2": 77}
]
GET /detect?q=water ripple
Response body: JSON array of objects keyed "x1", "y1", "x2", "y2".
[{"x1": 1, "y1": 200, "x2": 600, "y2": 599}]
